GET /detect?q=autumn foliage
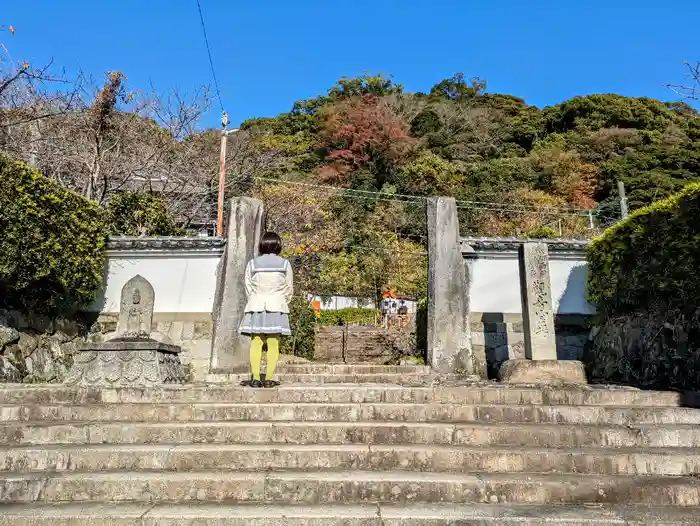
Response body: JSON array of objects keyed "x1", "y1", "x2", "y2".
[{"x1": 316, "y1": 95, "x2": 416, "y2": 184}]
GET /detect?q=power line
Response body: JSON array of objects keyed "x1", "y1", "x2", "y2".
[
  {"x1": 195, "y1": 0, "x2": 224, "y2": 113},
  {"x1": 251, "y1": 176, "x2": 594, "y2": 214},
  {"x1": 169, "y1": 177, "x2": 604, "y2": 218},
  {"x1": 456, "y1": 204, "x2": 589, "y2": 217},
  {"x1": 253, "y1": 177, "x2": 425, "y2": 203},
  {"x1": 191, "y1": 173, "x2": 600, "y2": 215}
]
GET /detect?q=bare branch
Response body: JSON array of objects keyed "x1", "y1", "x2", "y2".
[{"x1": 665, "y1": 61, "x2": 700, "y2": 100}]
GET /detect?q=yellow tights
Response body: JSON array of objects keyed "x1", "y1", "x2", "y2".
[{"x1": 250, "y1": 334, "x2": 280, "y2": 381}]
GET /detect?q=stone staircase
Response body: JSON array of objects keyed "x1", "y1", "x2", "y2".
[
  {"x1": 2, "y1": 365, "x2": 700, "y2": 524},
  {"x1": 205, "y1": 363, "x2": 443, "y2": 385}
]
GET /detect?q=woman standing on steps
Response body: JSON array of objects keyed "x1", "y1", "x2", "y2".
[{"x1": 239, "y1": 232, "x2": 294, "y2": 388}]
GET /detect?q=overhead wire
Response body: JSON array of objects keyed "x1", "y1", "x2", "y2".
[
  {"x1": 250, "y1": 176, "x2": 598, "y2": 215},
  {"x1": 195, "y1": 0, "x2": 224, "y2": 113},
  {"x1": 456, "y1": 204, "x2": 590, "y2": 217},
  {"x1": 184, "y1": 178, "x2": 613, "y2": 233}
]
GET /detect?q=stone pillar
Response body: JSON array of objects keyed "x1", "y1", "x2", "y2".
[
  {"x1": 518, "y1": 242, "x2": 557, "y2": 360},
  {"x1": 500, "y1": 242, "x2": 587, "y2": 385},
  {"x1": 426, "y1": 197, "x2": 486, "y2": 377},
  {"x1": 209, "y1": 197, "x2": 265, "y2": 373}
]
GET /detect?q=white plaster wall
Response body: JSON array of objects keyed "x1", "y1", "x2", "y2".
[
  {"x1": 85, "y1": 241, "x2": 593, "y2": 317},
  {"x1": 466, "y1": 253, "x2": 595, "y2": 315},
  {"x1": 89, "y1": 250, "x2": 222, "y2": 313}
]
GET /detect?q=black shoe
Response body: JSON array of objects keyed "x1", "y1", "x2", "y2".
[
  {"x1": 250, "y1": 379, "x2": 263, "y2": 388},
  {"x1": 263, "y1": 380, "x2": 278, "y2": 389}
]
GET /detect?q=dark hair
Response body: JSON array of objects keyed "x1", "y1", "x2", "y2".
[{"x1": 259, "y1": 231, "x2": 283, "y2": 255}]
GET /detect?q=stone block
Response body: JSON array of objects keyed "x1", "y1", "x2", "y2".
[
  {"x1": 99, "y1": 319, "x2": 118, "y2": 334},
  {"x1": 181, "y1": 321, "x2": 195, "y2": 341},
  {"x1": 0, "y1": 325, "x2": 19, "y2": 349},
  {"x1": 0, "y1": 356, "x2": 21, "y2": 382},
  {"x1": 194, "y1": 321, "x2": 213, "y2": 339},
  {"x1": 469, "y1": 321, "x2": 484, "y2": 332},
  {"x1": 484, "y1": 331, "x2": 508, "y2": 348},
  {"x1": 169, "y1": 321, "x2": 185, "y2": 341},
  {"x1": 509, "y1": 341, "x2": 526, "y2": 359},
  {"x1": 518, "y1": 243, "x2": 557, "y2": 360},
  {"x1": 155, "y1": 322, "x2": 173, "y2": 338},
  {"x1": 487, "y1": 344, "x2": 510, "y2": 362},
  {"x1": 470, "y1": 332, "x2": 485, "y2": 346},
  {"x1": 499, "y1": 359, "x2": 587, "y2": 385},
  {"x1": 187, "y1": 340, "x2": 212, "y2": 365},
  {"x1": 555, "y1": 333, "x2": 587, "y2": 361},
  {"x1": 188, "y1": 358, "x2": 211, "y2": 381}
]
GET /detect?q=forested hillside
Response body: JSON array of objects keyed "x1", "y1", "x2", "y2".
[
  {"x1": 236, "y1": 73, "x2": 700, "y2": 298},
  {"x1": 244, "y1": 73, "x2": 700, "y2": 235},
  {"x1": 3, "y1": 56, "x2": 700, "y2": 299}
]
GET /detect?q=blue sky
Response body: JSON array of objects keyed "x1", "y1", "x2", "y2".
[{"x1": 3, "y1": 1, "x2": 698, "y2": 129}]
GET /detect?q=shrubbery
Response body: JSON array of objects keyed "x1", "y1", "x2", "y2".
[
  {"x1": 587, "y1": 182, "x2": 700, "y2": 317},
  {"x1": 0, "y1": 155, "x2": 107, "y2": 315},
  {"x1": 105, "y1": 191, "x2": 183, "y2": 236},
  {"x1": 281, "y1": 296, "x2": 317, "y2": 360},
  {"x1": 525, "y1": 226, "x2": 559, "y2": 239},
  {"x1": 585, "y1": 182, "x2": 700, "y2": 389},
  {"x1": 319, "y1": 308, "x2": 379, "y2": 326}
]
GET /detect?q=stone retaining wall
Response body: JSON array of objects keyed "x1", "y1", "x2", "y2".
[
  {"x1": 314, "y1": 326, "x2": 418, "y2": 364},
  {"x1": 314, "y1": 327, "x2": 390, "y2": 363}
]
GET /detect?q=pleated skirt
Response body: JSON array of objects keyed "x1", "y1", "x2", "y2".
[{"x1": 239, "y1": 311, "x2": 292, "y2": 336}]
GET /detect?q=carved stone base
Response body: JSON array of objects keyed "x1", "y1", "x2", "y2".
[
  {"x1": 65, "y1": 340, "x2": 185, "y2": 387},
  {"x1": 499, "y1": 359, "x2": 588, "y2": 385}
]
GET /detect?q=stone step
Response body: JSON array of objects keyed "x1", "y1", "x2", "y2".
[
  {"x1": 3, "y1": 402, "x2": 700, "y2": 426},
  {"x1": 204, "y1": 373, "x2": 444, "y2": 384},
  {"x1": 3, "y1": 503, "x2": 700, "y2": 525},
  {"x1": 263, "y1": 364, "x2": 433, "y2": 374},
  {"x1": 0, "y1": 384, "x2": 696, "y2": 407},
  {"x1": 2, "y1": 420, "x2": 699, "y2": 448},
  {"x1": 4, "y1": 443, "x2": 700, "y2": 476},
  {"x1": 4, "y1": 470, "x2": 700, "y2": 506}
]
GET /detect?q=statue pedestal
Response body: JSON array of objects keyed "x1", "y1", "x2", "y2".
[
  {"x1": 499, "y1": 359, "x2": 587, "y2": 386},
  {"x1": 65, "y1": 339, "x2": 185, "y2": 387}
]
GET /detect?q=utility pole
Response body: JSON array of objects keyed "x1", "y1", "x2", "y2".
[
  {"x1": 216, "y1": 111, "x2": 229, "y2": 237},
  {"x1": 617, "y1": 181, "x2": 629, "y2": 220}
]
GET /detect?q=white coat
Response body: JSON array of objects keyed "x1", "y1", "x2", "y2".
[{"x1": 243, "y1": 254, "x2": 294, "y2": 314}]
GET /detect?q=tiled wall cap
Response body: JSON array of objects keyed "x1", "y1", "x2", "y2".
[
  {"x1": 460, "y1": 237, "x2": 589, "y2": 252},
  {"x1": 106, "y1": 236, "x2": 227, "y2": 251}
]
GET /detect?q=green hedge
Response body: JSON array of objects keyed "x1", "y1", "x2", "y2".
[
  {"x1": 281, "y1": 296, "x2": 317, "y2": 360},
  {"x1": 587, "y1": 182, "x2": 700, "y2": 318},
  {"x1": 319, "y1": 308, "x2": 379, "y2": 326},
  {"x1": 585, "y1": 182, "x2": 700, "y2": 389},
  {"x1": 106, "y1": 191, "x2": 183, "y2": 236},
  {"x1": 0, "y1": 155, "x2": 107, "y2": 315}
]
